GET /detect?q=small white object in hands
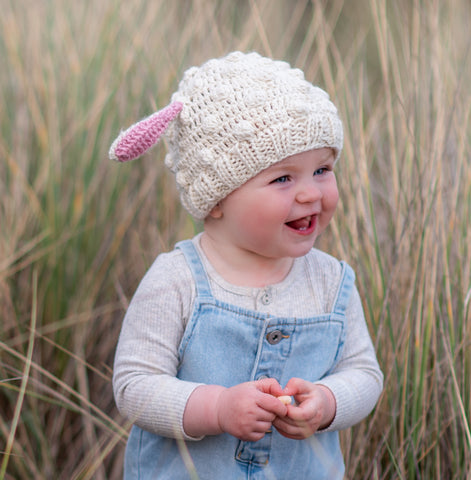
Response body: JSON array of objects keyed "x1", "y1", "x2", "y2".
[{"x1": 277, "y1": 395, "x2": 292, "y2": 405}]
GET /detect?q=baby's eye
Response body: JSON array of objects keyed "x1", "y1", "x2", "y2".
[
  {"x1": 313, "y1": 167, "x2": 329, "y2": 176},
  {"x1": 271, "y1": 175, "x2": 290, "y2": 183}
]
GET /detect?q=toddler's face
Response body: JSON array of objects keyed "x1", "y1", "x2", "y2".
[{"x1": 208, "y1": 148, "x2": 339, "y2": 260}]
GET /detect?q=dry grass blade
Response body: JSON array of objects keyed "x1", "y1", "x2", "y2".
[{"x1": 0, "y1": 271, "x2": 38, "y2": 478}]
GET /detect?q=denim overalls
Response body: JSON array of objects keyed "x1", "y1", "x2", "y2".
[{"x1": 124, "y1": 240, "x2": 355, "y2": 479}]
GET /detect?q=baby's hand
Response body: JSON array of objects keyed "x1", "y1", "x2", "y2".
[
  {"x1": 272, "y1": 378, "x2": 336, "y2": 440},
  {"x1": 215, "y1": 378, "x2": 288, "y2": 442}
]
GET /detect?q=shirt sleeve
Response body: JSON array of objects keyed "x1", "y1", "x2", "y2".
[
  {"x1": 112, "y1": 249, "x2": 203, "y2": 440},
  {"x1": 315, "y1": 282, "x2": 384, "y2": 432}
]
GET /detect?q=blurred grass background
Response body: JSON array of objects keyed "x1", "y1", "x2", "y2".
[{"x1": 1, "y1": 0, "x2": 470, "y2": 478}]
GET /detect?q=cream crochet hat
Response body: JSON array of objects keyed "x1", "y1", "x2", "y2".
[{"x1": 109, "y1": 51, "x2": 343, "y2": 219}]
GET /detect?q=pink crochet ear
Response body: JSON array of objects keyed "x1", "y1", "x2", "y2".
[{"x1": 109, "y1": 101, "x2": 183, "y2": 162}]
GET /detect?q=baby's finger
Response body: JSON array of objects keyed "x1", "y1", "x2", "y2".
[
  {"x1": 272, "y1": 416, "x2": 312, "y2": 440},
  {"x1": 255, "y1": 377, "x2": 285, "y2": 396},
  {"x1": 257, "y1": 393, "x2": 288, "y2": 417},
  {"x1": 283, "y1": 377, "x2": 310, "y2": 396}
]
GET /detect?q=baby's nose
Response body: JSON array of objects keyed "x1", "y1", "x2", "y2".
[{"x1": 296, "y1": 181, "x2": 322, "y2": 203}]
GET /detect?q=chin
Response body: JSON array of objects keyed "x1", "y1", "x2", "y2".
[{"x1": 288, "y1": 242, "x2": 316, "y2": 258}]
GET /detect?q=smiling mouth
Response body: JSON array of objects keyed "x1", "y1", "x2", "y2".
[{"x1": 285, "y1": 215, "x2": 315, "y2": 232}]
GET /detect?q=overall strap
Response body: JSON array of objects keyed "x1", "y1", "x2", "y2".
[
  {"x1": 331, "y1": 261, "x2": 355, "y2": 315},
  {"x1": 175, "y1": 240, "x2": 213, "y2": 299}
]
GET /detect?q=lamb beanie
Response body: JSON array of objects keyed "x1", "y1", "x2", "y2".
[{"x1": 110, "y1": 51, "x2": 343, "y2": 219}]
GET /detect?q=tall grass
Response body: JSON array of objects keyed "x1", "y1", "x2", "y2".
[{"x1": 0, "y1": 0, "x2": 470, "y2": 478}]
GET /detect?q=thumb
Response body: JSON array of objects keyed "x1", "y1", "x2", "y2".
[{"x1": 283, "y1": 377, "x2": 309, "y2": 396}]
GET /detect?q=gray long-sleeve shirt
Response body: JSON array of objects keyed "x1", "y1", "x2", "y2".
[{"x1": 113, "y1": 234, "x2": 383, "y2": 439}]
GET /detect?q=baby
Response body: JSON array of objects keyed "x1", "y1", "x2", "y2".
[{"x1": 110, "y1": 51, "x2": 383, "y2": 479}]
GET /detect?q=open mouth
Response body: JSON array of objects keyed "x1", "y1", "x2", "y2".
[{"x1": 285, "y1": 215, "x2": 315, "y2": 232}]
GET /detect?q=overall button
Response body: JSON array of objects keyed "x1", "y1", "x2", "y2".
[{"x1": 266, "y1": 330, "x2": 284, "y2": 345}]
